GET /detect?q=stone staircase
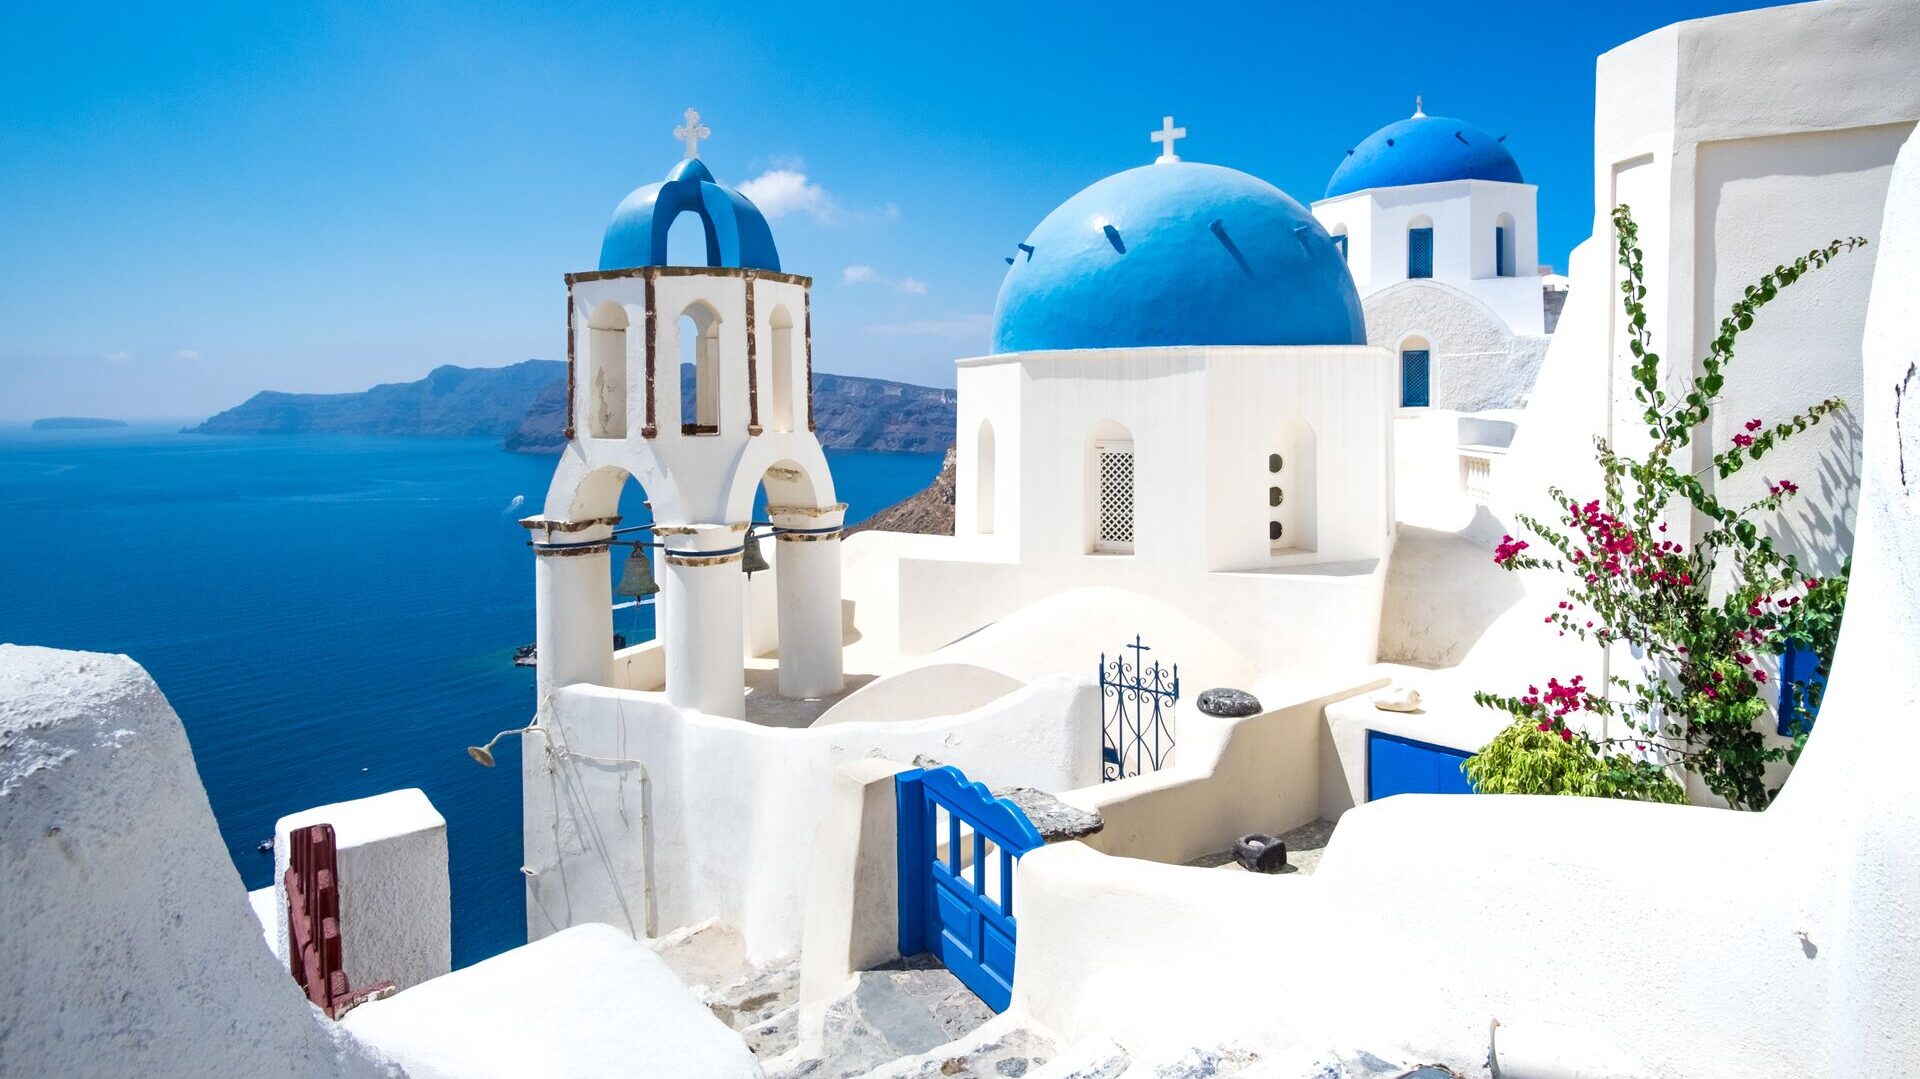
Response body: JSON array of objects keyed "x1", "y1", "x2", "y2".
[{"x1": 650, "y1": 921, "x2": 1462, "y2": 1079}]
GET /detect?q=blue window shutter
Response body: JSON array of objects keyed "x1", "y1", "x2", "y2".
[
  {"x1": 1495, "y1": 226, "x2": 1508, "y2": 277},
  {"x1": 1408, "y1": 227, "x2": 1433, "y2": 278},
  {"x1": 1777, "y1": 644, "x2": 1827, "y2": 735},
  {"x1": 1400, "y1": 349, "x2": 1431, "y2": 408},
  {"x1": 1333, "y1": 234, "x2": 1348, "y2": 262}
]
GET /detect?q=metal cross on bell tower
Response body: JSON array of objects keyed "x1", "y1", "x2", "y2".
[{"x1": 674, "y1": 108, "x2": 710, "y2": 158}]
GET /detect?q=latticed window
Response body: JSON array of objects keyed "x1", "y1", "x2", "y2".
[{"x1": 1095, "y1": 440, "x2": 1135, "y2": 553}]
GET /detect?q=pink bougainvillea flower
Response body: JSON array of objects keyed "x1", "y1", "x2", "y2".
[{"x1": 1745, "y1": 418, "x2": 1764, "y2": 432}]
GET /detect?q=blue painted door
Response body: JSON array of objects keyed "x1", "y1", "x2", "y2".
[
  {"x1": 1495, "y1": 226, "x2": 1509, "y2": 277},
  {"x1": 1400, "y1": 349, "x2": 1431, "y2": 408},
  {"x1": 1408, "y1": 227, "x2": 1434, "y2": 278},
  {"x1": 897, "y1": 766, "x2": 1044, "y2": 1012},
  {"x1": 1777, "y1": 644, "x2": 1827, "y2": 735},
  {"x1": 1367, "y1": 730, "x2": 1475, "y2": 800}
]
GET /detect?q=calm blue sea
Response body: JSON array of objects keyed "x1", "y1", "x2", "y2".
[{"x1": 0, "y1": 423, "x2": 941, "y2": 967}]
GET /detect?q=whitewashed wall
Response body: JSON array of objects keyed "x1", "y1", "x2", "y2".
[
  {"x1": 0, "y1": 646, "x2": 400, "y2": 1078},
  {"x1": 1314, "y1": 179, "x2": 1544, "y2": 333},
  {"x1": 523, "y1": 675, "x2": 1103, "y2": 963},
  {"x1": 906, "y1": 345, "x2": 1394, "y2": 672},
  {"x1": 1363, "y1": 281, "x2": 1549, "y2": 412}
]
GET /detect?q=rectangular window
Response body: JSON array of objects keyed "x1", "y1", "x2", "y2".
[
  {"x1": 1495, "y1": 226, "x2": 1508, "y2": 277},
  {"x1": 1408, "y1": 227, "x2": 1433, "y2": 279},
  {"x1": 1094, "y1": 440, "x2": 1135, "y2": 554},
  {"x1": 1400, "y1": 349, "x2": 1431, "y2": 408}
]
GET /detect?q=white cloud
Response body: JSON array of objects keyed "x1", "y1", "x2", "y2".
[
  {"x1": 736, "y1": 162, "x2": 896, "y2": 225},
  {"x1": 103, "y1": 350, "x2": 132, "y2": 362},
  {"x1": 738, "y1": 168, "x2": 830, "y2": 221},
  {"x1": 865, "y1": 314, "x2": 992, "y2": 339},
  {"x1": 175, "y1": 349, "x2": 203, "y2": 360},
  {"x1": 844, "y1": 265, "x2": 929, "y2": 296}
]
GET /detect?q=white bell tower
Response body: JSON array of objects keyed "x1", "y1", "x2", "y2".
[{"x1": 524, "y1": 112, "x2": 845, "y2": 719}]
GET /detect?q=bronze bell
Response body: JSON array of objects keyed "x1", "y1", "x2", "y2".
[
  {"x1": 615, "y1": 549, "x2": 660, "y2": 598},
  {"x1": 741, "y1": 530, "x2": 771, "y2": 576}
]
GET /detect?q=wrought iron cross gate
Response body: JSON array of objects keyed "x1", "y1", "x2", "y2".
[{"x1": 1099, "y1": 635, "x2": 1179, "y2": 780}]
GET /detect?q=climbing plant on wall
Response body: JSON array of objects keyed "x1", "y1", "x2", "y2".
[{"x1": 1468, "y1": 206, "x2": 1864, "y2": 811}]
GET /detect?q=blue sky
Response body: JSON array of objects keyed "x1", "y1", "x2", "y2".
[{"x1": 0, "y1": 0, "x2": 1789, "y2": 420}]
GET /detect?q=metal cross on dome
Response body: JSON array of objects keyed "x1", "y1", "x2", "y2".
[
  {"x1": 674, "y1": 108, "x2": 710, "y2": 159},
  {"x1": 1150, "y1": 115, "x2": 1186, "y2": 164}
]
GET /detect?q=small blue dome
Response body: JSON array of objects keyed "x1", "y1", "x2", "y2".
[
  {"x1": 991, "y1": 162, "x2": 1365, "y2": 354},
  {"x1": 599, "y1": 158, "x2": 780, "y2": 272},
  {"x1": 1325, "y1": 114, "x2": 1522, "y2": 199}
]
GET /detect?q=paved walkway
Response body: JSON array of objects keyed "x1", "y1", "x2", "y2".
[{"x1": 1184, "y1": 818, "x2": 1338, "y2": 875}]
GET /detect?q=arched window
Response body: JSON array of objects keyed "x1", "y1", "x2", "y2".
[
  {"x1": 1495, "y1": 212, "x2": 1516, "y2": 277},
  {"x1": 665, "y1": 208, "x2": 714, "y2": 267},
  {"x1": 1330, "y1": 224, "x2": 1350, "y2": 263},
  {"x1": 1268, "y1": 418, "x2": 1317, "y2": 553},
  {"x1": 678, "y1": 303, "x2": 721, "y2": 434},
  {"x1": 768, "y1": 305, "x2": 795, "y2": 433},
  {"x1": 586, "y1": 301, "x2": 628, "y2": 439},
  {"x1": 976, "y1": 420, "x2": 996, "y2": 535},
  {"x1": 1399, "y1": 334, "x2": 1432, "y2": 409},
  {"x1": 1407, "y1": 215, "x2": 1434, "y2": 279},
  {"x1": 1086, "y1": 420, "x2": 1134, "y2": 554}
]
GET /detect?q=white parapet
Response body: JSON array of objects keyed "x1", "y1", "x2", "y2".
[
  {"x1": 340, "y1": 923, "x2": 760, "y2": 1079},
  {"x1": 275, "y1": 787, "x2": 451, "y2": 995},
  {"x1": 0, "y1": 645, "x2": 397, "y2": 1078}
]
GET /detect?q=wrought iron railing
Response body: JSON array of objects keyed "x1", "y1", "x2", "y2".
[{"x1": 1099, "y1": 635, "x2": 1179, "y2": 781}]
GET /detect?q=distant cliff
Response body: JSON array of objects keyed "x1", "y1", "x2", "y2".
[
  {"x1": 193, "y1": 358, "x2": 955, "y2": 454},
  {"x1": 32, "y1": 417, "x2": 128, "y2": 431},
  {"x1": 504, "y1": 363, "x2": 956, "y2": 455},
  {"x1": 188, "y1": 360, "x2": 564, "y2": 437},
  {"x1": 849, "y1": 445, "x2": 956, "y2": 536}
]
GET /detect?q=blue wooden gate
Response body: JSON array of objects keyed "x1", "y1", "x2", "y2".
[
  {"x1": 897, "y1": 765, "x2": 1043, "y2": 1012},
  {"x1": 1367, "y1": 730, "x2": 1475, "y2": 800}
]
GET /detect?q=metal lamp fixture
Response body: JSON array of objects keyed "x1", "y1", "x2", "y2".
[{"x1": 467, "y1": 726, "x2": 543, "y2": 768}]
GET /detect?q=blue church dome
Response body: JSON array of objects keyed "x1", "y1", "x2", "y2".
[
  {"x1": 599, "y1": 157, "x2": 781, "y2": 272},
  {"x1": 1325, "y1": 111, "x2": 1522, "y2": 199},
  {"x1": 991, "y1": 161, "x2": 1366, "y2": 354}
]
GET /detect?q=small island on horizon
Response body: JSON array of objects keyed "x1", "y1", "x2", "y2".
[{"x1": 31, "y1": 416, "x2": 129, "y2": 431}]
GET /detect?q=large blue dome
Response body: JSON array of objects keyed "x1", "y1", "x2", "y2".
[
  {"x1": 991, "y1": 161, "x2": 1365, "y2": 354},
  {"x1": 599, "y1": 158, "x2": 780, "y2": 272},
  {"x1": 1325, "y1": 113, "x2": 1522, "y2": 199}
]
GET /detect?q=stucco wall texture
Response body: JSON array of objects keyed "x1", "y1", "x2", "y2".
[{"x1": 0, "y1": 645, "x2": 402, "y2": 1079}]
